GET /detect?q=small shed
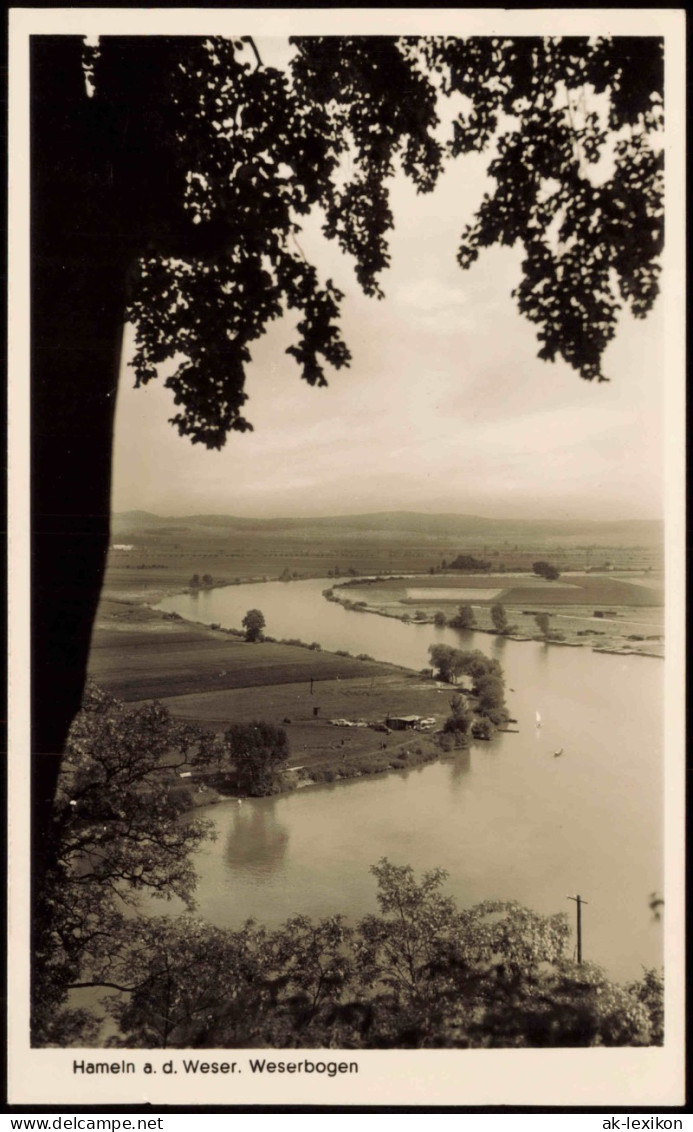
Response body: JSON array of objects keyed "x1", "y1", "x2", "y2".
[{"x1": 386, "y1": 714, "x2": 421, "y2": 731}]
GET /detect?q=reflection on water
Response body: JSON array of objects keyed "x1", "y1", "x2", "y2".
[
  {"x1": 447, "y1": 749, "x2": 472, "y2": 792},
  {"x1": 224, "y1": 799, "x2": 289, "y2": 878},
  {"x1": 157, "y1": 578, "x2": 664, "y2": 982}
]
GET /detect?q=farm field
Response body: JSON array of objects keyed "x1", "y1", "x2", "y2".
[
  {"x1": 343, "y1": 572, "x2": 663, "y2": 606},
  {"x1": 90, "y1": 599, "x2": 387, "y2": 703},
  {"x1": 88, "y1": 599, "x2": 446, "y2": 783}
]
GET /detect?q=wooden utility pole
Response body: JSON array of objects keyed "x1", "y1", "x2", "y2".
[{"x1": 568, "y1": 894, "x2": 588, "y2": 963}]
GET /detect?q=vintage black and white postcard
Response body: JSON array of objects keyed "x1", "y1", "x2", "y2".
[{"x1": 7, "y1": 6, "x2": 686, "y2": 1109}]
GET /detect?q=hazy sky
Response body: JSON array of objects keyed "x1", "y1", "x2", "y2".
[{"x1": 111, "y1": 47, "x2": 665, "y2": 522}]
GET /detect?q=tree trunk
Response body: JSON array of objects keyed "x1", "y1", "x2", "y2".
[
  {"x1": 31, "y1": 37, "x2": 133, "y2": 884},
  {"x1": 30, "y1": 37, "x2": 238, "y2": 1037},
  {"x1": 31, "y1": 31, "x2": 202, "y2": 853}
]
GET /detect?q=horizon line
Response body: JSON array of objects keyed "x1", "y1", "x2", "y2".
[{"x1": 113, "y1": 507, "x2": 664, "y2": 524}]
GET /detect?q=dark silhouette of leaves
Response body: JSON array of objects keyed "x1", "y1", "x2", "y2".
[{"x1": 103, "y1": 35, "x2": 663, "y2": 445}]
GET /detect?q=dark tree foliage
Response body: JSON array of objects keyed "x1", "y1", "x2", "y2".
[
  {"x1": 418, "y1": 36, "x2": 663, "y2": 382},
  {"x1": 446, "y1": 554, "x2": 492, "y2": 572},
  {"x1": 195, "y1": 721, "x2": 290, "y2": 796},
  {"x1": 427, "y1": 647, "x2": 506, "y2": 728},
  {"x1": 87, "y1": 859, "x2": 662, "y2": 1049},
  {"x1": 474, "y1": 674, "x2": 508, "y2": 725},
  {"x1": 108, "y1": 912, "x2": 355, "y2": 1049},
  {"x1": 490, "y1": 603, "x2": 510, "y2": 633},
  {"x1": 228, "y1": 722, "x2": 289, "y2": 796},
  {"x1": 533, "y1": 560, "x2": 561, "y2": 580},
  {"x1": 535, "y1": 611, "x2": 552, "y2": 637},
  {"x1": 443, "y1": 694, "x2": 473, "y2": 739},
  {"x1": 429, "y1": 644, "x2": 503, "y2": 686},
  {"x1": 449, "y1": 602, "x2": 476, "y2": 630},
  {"x1": 31, "y1": 32, "x2": 664, "y2": 882},
  {"x1": 428, "y1": 644, "x2": 465, "y2": 684},
  {"x1": 33, "y1": 683, "x2": 211, "y2": 1045},
  {"x1": 242, "y1": 608, "x2": 266, "y2": 642},
  {"x1": 127, "y1": 37, "x2": 353, "y2": 447},
  {"x1": 291, "y1": 36, "x2": 663, "y2": 385},
  {"x1": 471, "y1": 718, "x2": 494, "y2": 741}
]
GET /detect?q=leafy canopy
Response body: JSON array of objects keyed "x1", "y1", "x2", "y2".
[
  {"x1": 535, "y1": 611, "x2": 552, "y2": 637},
  {"x1": 533, "y1": 560, "x2": 561, "y2": 580},
  {"x1": 84, "y1": 34, "x2": 665, "y2": 448},
  {"x1": 449, "y1": 603, "x2": 476, "y2": 630},
  {"x1": 33, "y1": 682, "x2": 212, "y2": 1044},
  {"x1": 242, "y1": 607, "x2": 266, "y2": 641},
  {"x1": 490, "y1": 603, "x2": 510, "y2": 633},
  {"x1": 194, "y1": 720, "x2": 290, "y2": 796},
  {"x1": 429, "y1": 643, "x2": 503, "y2": 684},
  {"x1": 90, "y1": 858, "x2": 662, "y2": 1049}
]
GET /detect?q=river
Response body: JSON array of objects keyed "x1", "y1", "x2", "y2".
[{"x1": 156, "y1": 579, "x2": 664, "y2": 982}]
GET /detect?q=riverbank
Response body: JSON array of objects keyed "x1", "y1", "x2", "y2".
[
  {"x1": 325, "y1": 573, "x2": 665, "y2": 659},
  {"x1": 88, "y1": 596, "x2": 479, "y2": 794}
]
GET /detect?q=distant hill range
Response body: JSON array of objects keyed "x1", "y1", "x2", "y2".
[{"x1": 112, "y1": 510, "x2": 662, "y2": 546}]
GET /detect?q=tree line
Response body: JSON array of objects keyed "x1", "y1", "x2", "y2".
[
  {"x1": 435, "y1": 601, "x2": 564, "y2": 641},
  {"x1": 97, "y1": 864, "x2": 664, "y2": 1049}
]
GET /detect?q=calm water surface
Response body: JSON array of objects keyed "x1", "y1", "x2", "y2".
[{"x1": 156, "y1": 579, "x2": 664, "y2": 981}]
